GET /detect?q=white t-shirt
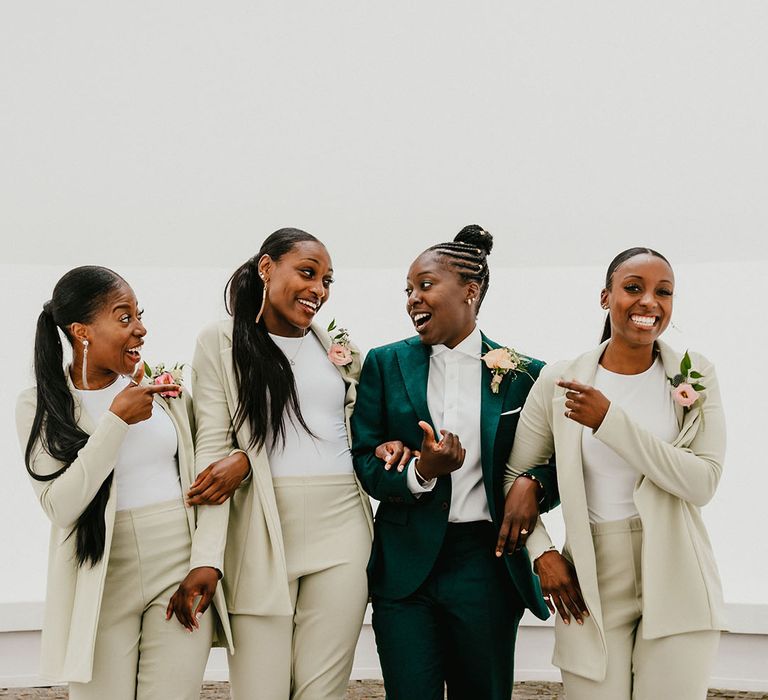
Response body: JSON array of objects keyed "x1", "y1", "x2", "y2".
[
  {"x1": 582, "y1": 358, "x2": 679, "y2": 523},
  {"x1": 266, "y1": 333, "x2": 354, "y2": 477},
  {"x1": 75, "y1": 376, "x2": 182, "y2": 511}
]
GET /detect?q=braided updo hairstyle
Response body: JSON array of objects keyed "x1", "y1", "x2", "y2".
[{"x1": 426, "y1": 224, "x2": 494, "y2": 310}]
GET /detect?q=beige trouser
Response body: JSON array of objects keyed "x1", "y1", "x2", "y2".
[
  {"x1": 561, "y1": 517, "x2": 720, "y2": 700},
  {"x1": 70, "y1": 499, "x2": 213, "y2": 700},
  {"x1": 228, "y1": 474, "x2": 371, "y2": 700}
]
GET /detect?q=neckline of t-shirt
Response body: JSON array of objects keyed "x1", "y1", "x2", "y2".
[{"x1": 596, "y1": 355, "x2": 662, "y2": 379}]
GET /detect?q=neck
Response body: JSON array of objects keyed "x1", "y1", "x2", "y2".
[
  {"x1": 600, "y1": 338, "x2": 657, "y2": 375},
  {"x1": 443, "y1": 322, "x2": 477, "y2": 350},
  {"x1": 70, "y1": 358, "x2": 119, "y2": 390}
]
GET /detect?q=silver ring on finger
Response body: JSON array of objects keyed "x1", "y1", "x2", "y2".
[
  {"x1": 520, "y1": 528, "x2": 529, "y2": 535},
  {"x1": 566, "y1": 408, "x2": 573, "y2": 418}
]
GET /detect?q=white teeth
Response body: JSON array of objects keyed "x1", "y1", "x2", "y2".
[
  {"x1": 631, "y1": 315, "x2": 656, "y2": 327},
  {"x1": 413, "y1": 313, "x2": 430, "y2": 323},
  {"x1": 298, "y1": 299, "x2": 318, "y2": 311}
]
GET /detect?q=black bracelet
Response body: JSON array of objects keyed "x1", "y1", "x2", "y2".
[{"x1": 518, "y1": 472, "x2": 546, "y2": 504}]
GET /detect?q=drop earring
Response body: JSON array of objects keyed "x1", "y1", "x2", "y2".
[
  {"x1": 81, "y1": 340, "x2": 90, "y2": 389},
  {"x1": 256, "y1": 275, "x2": 268, "y2": 324}
]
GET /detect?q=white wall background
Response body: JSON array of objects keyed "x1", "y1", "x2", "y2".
[{"x1": 1, "y1": 0, "x2": 767, "y2": 665}]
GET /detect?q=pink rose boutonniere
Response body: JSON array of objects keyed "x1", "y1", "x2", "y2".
[
  {"x1": 481, "y1": 344, "x2": 529, "y2": 394},
  {"x1": 327, "y1": 319, "x2": 354, "y2": 367},
  {"x1": 143, "y1": 361, "x2": 185, "y2": 398},
  {"x1": 668, "y1": 350, "x2": 705, "y2": 412}
]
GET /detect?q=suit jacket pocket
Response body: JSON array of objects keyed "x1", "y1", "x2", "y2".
[{"x1": 375, "y1": 505, "x2": 409, "y2": 526}]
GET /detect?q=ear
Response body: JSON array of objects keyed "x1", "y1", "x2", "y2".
[
  {"x1": 69, "y1": 322, "x2": 89, "y2": 344},
  {"x1": 465, "y1": 280, "x2": 481, "y2": 304},
  {"x1": 599, "y1": 288, "x2": 609, "y2": 310},
  {"x1": 257, "y1": 254, "x2": 273, "y2": 282}
]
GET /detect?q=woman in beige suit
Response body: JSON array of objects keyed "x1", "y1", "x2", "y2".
[
  {"x1": 498, "y1": 248, "x2": 725, "y2": 700},
  {"x1": 188, "y1": 228, "x2": 373, "y2": 700},
  {"x1": 16, "y1": 266, "x2": 232, "y2": 700}
]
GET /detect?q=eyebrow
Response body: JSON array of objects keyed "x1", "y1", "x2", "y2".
[
  {"x1": 300, "y1": 258, "x2": 334, "y2": 273},
  {"x1": 621, "y1": 274, "x2": 674, "y2": 284}
]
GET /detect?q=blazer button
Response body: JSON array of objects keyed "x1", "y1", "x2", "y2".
[{"x1": 441, "y1": 501, "x2": 449, "y2": 511}]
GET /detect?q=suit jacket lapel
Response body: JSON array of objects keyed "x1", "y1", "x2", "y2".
[
  {"x1": 479, "y1": 335, "x2": 508, "y2": 482},
  {"x1": 395, "y1": 338, "x2": 433, "y2": 427}
]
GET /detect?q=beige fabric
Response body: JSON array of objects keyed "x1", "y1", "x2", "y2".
[
  {"x1": 504, "y1": 339, "x2": 726, "y2": 682},
  {"x1": 191, "y1": 319, "x2": 373, "y2": 615},
  {"x1": 228, "y1": 475, "x2": 371, "y2": 700},
  {"x1": 69, "y1": 500, "x2": 214, "y2": 700},
  {"x1": 15, "y1": 377, "x2": 232, "y2": 683},
  {"x1": 560, "y1": 518, "x2": 719, "y2": 699}
]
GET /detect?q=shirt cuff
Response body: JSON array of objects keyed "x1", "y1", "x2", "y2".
[{"x1": 406, "y1": 458, "x2": 436, "y2": 494}]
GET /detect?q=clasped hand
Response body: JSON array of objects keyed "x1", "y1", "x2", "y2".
[
  {"x1": 186, "y1": 451, "x2": 251, "y2": 506},
  {"x1": 376, "y1": 421, "x2": 465, "y2": 480}
]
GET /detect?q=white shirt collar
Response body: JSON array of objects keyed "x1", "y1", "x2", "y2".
[{"x1": 430, "y1": 325, "x2": 482, "y2": 360}]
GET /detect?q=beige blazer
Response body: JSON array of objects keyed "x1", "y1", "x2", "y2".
[
  {"x1": 15, "y1": 376, "x2": 233, "y2": 684},
  {"x1": 505, "y1": 339, "x2": 726, "y2": 682},
  {"x1": 191, "y1": 319, "x2": 374, "y2": 616}
]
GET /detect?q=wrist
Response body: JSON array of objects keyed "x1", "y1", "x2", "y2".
[
  {"x1": 414, "y1": 459, "x2": 432, "y2": 485},
  {"x1": 533, "y1": 547, "x2": 559, "y2": 573},
  {"x1": 517, "y1": 473, "x2": 545, "y2": 503}
]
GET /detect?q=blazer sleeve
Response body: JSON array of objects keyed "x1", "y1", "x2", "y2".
[
  {"x1": 592, "y1": 357, "x2": 725, "y2": 507},
  {"x1": 504, "y1": 368, "x2": 558, "y2": 561},
  {"x1": 351, "y1": 348, "x2": 419, "y2": 504},
  {"x1": 15, "y1": 388, "x2": 129, "y2": 530},
  {"x1": 188, "y1": 328, "x2": 234, "y2": 575}
]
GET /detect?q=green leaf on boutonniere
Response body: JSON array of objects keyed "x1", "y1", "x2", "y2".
[
  {"x1": 681, "y1": 351, "x2": 692, "y2": 375},
  {"x1": 689, "y1": 371, "x2": 703, "y2": 379},
  {"x1": 144, "y1": 361, "x2": 153, "y2": 378},
  {"x1": 692, "y1": 384, "x2": 705, "y2": 391},
  {"x1": 327, "y1": 319, "x2": 337, "y2": 333}
]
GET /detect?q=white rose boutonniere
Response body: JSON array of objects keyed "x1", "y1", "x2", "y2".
[{"x1": 668, "y1": 350, "x2": 705, "y2": 412}]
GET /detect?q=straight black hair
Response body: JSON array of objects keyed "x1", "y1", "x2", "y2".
[
  {"x1": 225, "y1": 228, "x2": 321, "y2": 450},
  {"x1": 26, "y1": 265, "x2": 126, "y2": 567},
  {"x1": 600, "y1": 247, "x2": 672, "y2": 342}
]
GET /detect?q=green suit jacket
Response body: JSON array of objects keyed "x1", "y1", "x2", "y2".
[{"x1": 351, "y1": 332, "x2": 557, "y2": 619}]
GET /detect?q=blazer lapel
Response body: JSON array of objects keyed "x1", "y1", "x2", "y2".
[
  {"x1": 479, "y1": 335, "x2": 508, "y2": 481},
  {"x1": 656, "y1": 339, "x2": 703, "y2": 445},
  {"x1": 395, "y1": 338, "x2": 433, "y2": 426}
]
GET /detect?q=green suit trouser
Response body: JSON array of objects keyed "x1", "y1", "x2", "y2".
[{"x1": 371, "y1": 521, "x2": 523, "y2": 700}]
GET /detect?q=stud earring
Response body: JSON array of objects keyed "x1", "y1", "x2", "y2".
[
  {"x1": 256, "y1": 280, "x2": 268, "y2": 324},
  {"x1": 81, "y1": 339, "x2": 90, "y2": 389},
  {"x1": 467, "y1": 298, "x2": 474, "y2": 305}
]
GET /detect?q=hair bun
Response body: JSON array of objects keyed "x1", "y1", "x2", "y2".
[{"x1": 454, "y1": 224, "x2": 493, "y2": 256}]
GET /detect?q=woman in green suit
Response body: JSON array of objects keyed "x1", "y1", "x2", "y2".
[{"x1": 351, "y1": 226, "x2": 558, "y2": 700}]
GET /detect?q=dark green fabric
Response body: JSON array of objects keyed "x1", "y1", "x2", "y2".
[
  {"x1": 372, "y1": 522, "x2": 522, "y2": 700},
  {"x1": 351, "y1": 333, "x2": 556, "y2": 618}
]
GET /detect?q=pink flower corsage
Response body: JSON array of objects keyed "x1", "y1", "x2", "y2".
[
  {"x1": 481, "y1": 344, "x2": 529, "y2": 394},
  {"x1": 144, "y1": 361, "x2": 184, "y2": 398},
  {"x1": 327, "y1": 319, "x2": 354, "y2": 367},
  {"x1": 668, "y1": 351, "x2": 704, "y2": 412}
]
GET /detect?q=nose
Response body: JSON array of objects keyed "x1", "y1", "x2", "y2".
[
  {"x1": 135, "y1": 319, "x2": 147, "y2": 337},
  {"x1": 406, "y1": 289, "x2": 421, "y2": 309},
  {"x1": 311, "y1": 279, "x2": 326, "y2": 300}
]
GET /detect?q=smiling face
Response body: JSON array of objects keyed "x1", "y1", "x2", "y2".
[
  {"x1": 405, "y1": 251, "x2": 479, "y2": 348},
  {"x1": 258, "y1": 240, "x2": 334, "y2": 337},
  {"x1": 70, "y1": 282, "x2": 146, "y2": 387},
  {"x1": 602, "y1": 254, "x2": 674, "y2": 349}
]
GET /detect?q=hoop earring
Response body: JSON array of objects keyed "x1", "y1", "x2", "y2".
[
  {"x1": 255, "y1": 281, "x2": 268, "y2": 324},
  {"x1": 81, "y1": 340, "x2": 90, "y2": 389}
]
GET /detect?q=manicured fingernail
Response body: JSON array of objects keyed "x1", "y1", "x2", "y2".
[
  {"x1": 577, "y1": 619, "x2": 583, "y2": 625},
  {"x1": 564, "y1": 619, "x2": 570, "y2": 625}
]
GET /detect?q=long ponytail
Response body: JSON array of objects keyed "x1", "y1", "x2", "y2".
[
  {"x1": 226, "y1": 228, "x2": 319, "y2": 451},
  {"x1": 25, "y1": 266, "x2": 123, "y2": 567}
]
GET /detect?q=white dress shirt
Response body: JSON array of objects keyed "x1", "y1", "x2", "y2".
[{"x1": 406, "y1": 326, "x2": 491, "y2": 523}]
